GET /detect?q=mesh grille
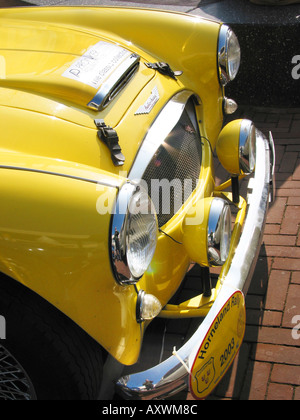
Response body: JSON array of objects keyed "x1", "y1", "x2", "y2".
[{"x1": 142, "y1": 102, "x2": 202, "y2": 227}]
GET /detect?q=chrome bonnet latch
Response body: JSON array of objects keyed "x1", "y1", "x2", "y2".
[{"x1": 145, "y1": 62, "x2": 182, "y2": 80}]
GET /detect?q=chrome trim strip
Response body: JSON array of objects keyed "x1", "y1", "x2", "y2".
[
  {"x1": 115, "y1": 130, "x2": 275, "y2": 400},
  {"x1": 110, "y1": 182, "x2": 158, "y2": 286},
  {"x1": 0, "y1": 165, "x2": 121, "y2": 189},
  {"x1": 87, "y1": 53, "x2": 140, "y2": 111},
  {"x1": 239, "y1": 119, "x2": 256, "y2": 175},
  {"x1": 207, "y1": 198, "x2": 231, "y2": 267},
  {"x1": 129, "y1": 90, "x2": 195, "y2": 182},
  {"x1": 110, "y1": 182, "x2": 138, "y2": 286},
  {"x1": 269, "y1": 131, "x2": 276, "y2": 203},
  {"x1": 217, "y1": 24, "x2": 240, "y2": 87},
  {"x1": 226, "y1": 130, "x2": 273, "y2": 294},
  {"x1": 218, "y1": 24, "x2": 230, "y2": 86}
]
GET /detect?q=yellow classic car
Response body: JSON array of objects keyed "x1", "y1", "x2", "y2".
[{"x1": 0, "y1": 6, "x2": 275, "y2": 400}]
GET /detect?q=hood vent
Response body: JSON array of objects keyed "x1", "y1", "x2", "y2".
[{"x1": 87, "y1": 52, "x2": 140, "y2": 111}]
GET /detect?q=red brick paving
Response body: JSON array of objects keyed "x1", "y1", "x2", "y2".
[{"x1": 206, "y1": 107, "x2": 300, "y2": 400}]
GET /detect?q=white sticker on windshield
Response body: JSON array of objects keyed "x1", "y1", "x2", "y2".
[{"x1": 62, "y1": 41, "x2": 131, "y2": 89}]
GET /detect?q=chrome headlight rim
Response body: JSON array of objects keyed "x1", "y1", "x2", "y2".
[
  {"x1": 239, "y1": 119, "x2": 256, "y2": 175},
  {"x1": 110, "y1": 182, "x2": 158, "y2": 286},
  {"x1": 207, "y1": 198, "x2": 232, "y2": 267},
  {"x1": 218, "y1": 24, "x2": 241, "y2": 86}
]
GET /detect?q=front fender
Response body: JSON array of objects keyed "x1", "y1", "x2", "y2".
[{"x1": 0, "y1": 159, "x2": 141, "y2": 365}]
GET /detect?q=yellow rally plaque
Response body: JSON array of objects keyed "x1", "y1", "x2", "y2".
[{"x1": 189, "y1": 290, "x2": 246, "y2": 399}]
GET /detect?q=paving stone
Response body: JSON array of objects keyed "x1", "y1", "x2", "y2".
[
  {"x1": 252, "y1": 343, "x2": 300, "y2": 366},
  {"x1": 261, "y1": 246, "x2": 300, "y2": 259},
  {"x1": 266, "y1": 383, "x2": 294, "y2": 401},
  {"x1": 291, "y1": 272, "x2": 300, "y2": 285},
  {"x1": 264, "y1": 224, "x2": 281, "y2": 235},
  {"x1": 288, "y1": 197, "x2": 300, "y2": 205},
  {"x1": 280, "y1": 205, "x2": 300, "y2": 235},
  {"x1": 263, "y1": 235, "x2": 296, "y2": 246},
  {"x1": 279, "y1": 152, "x2": 298, "y2": 173},
  {"x1": 293, "y1": 162, "x2": 300, "y2": 181},
  {"x1": 271, "y1": 364, "x2": 300, "y2": 386},
  {"x1": 294, "y1": 387, "x2": 300, "y2": 400},
  {"x1": 245, "y1": 326, "x2": 296, "y2": 347},
  {"x1": 264, "y1": 270, "x2": 290, "y2": 312},
  {"x1": 266, "y1": 197, "x2": 287, "y2": 225},
  {"x1": 261, "y1": 311, "x2": 283, "y2": 328},
  {"x1": 277, "y1": 188, "x2": 300, "y2": 197},
  {"x1": 273, "y1": 258, "x2": 300, "y2": 271},
  {"x1": 240, "y1": 361, "x2": 271, "y2": 401},
  {"x1": 282, "y1": 284, "x2": 300, "y2": 328}
]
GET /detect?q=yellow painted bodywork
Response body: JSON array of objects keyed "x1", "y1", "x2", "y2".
[
  {"x1": 216, "y1": 119, "x2": 245, "y2": 175},
  {"x1": 0, "y1": 6, "x2": 226, "y2": 365},
  {"x1": 160, "y1": 192, "x2": 247, "y2": 319}
]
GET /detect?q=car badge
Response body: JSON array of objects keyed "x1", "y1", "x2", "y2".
[{"x1": 135, "y1": 86, "x2": 160, "y2": 115}]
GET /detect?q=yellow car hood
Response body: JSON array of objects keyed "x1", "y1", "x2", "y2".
[
  {"x1": 0, "y1": 7, "x2": 222, "y2": 180},
  {"x1": 0, "y1": 14, "x2": 162, "y2": 176},
  {"x1": 0, "y1": 18, "x2": 154, "y2": 129}
]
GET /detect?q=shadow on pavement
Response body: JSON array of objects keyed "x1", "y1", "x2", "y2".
[{"x1": 0, "y1": 0, "x2": 33, "y2": 6}]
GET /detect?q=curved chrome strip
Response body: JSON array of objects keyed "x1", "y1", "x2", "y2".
[
  {"x1": 207, "y1": 198, "x2": 231, "y2": 266},
  {"x1": 110, "y1": 182, "x2": 158, "y2": 286},
  {"x1": 0, "y1": 165, "x2": 121, "y2": 189},
  {"x1": 129, "y1": 90, "x2": 196, "y2": 182},
  {"x1": 224, "y1": 130, "x2": 272, "y2": 293},
  {"x1": 217, "y1": 24, "x2": 240, "y2": 87},
  {"x1": 87, "y1": 53, "x2": 140, "y2": 111},
  {"x1": 218, "y1": 24, "x2": 230, "y2": 86},
  {"x1": 116, "y1": 130, "x2": 275, "y2": 400},
  {"x1": 110, "y1": 182, "x2": 138, "y2": 286},
  {"x1": 239, "y1": 119, "x2": 256, "y2": 175}
]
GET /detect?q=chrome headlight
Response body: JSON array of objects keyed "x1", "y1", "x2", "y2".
[
  {"x1": 111, "y1": 183, "x2": 158, "y2": 285},
  {"x1": 182, "y1": 197, "x2": 231, "y2": 267},
  {"x1": 218, "y1": 25, "x2": 241, "y2": 86},
  {"x1": 207, "y1": 198, "x2": 232, "y2": 266}
]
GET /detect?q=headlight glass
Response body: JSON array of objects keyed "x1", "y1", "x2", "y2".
[
  {"x1": 111, "y1": 183, "x2": 157, "y2": 285},
  {"x1": 127, "y1": 189, "x2": 157, "y2": 279},
  {"x1": 136, "y1": 290, "x2": 162, "y2": 323},
  {"x1": 208, "y1": 198, "x2": 231, "y2": 266},
  {"x1": 218, "y1": 25, "x2": 241, "y2": 86}
]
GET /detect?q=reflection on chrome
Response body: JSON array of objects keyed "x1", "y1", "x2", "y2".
[
  {"x1": 110, "y1": 183, "x2": 157, "y2": 286},
  {"x1": 207, "y1": 198, "x2": 231, "y2": 266},
  {"x1": 239, "y1": 119, "x2": 256, "y2": 175}
]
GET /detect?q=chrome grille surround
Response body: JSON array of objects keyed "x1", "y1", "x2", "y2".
[{"x1": 129, "y1": 91, "x2": 203, "y2": 227}]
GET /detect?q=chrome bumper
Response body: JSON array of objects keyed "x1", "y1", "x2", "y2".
[{"x1": 115, "y1": 131, "x2": 275, "y2": 400}]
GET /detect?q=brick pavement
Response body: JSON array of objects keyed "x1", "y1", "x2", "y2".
[{"x1": 202, "y1": 107, "x2": 300, "y2": 400}]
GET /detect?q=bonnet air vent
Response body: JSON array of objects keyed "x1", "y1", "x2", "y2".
[{"x1": 87, "y1": 53, "x2": 140, "y2": 111}]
